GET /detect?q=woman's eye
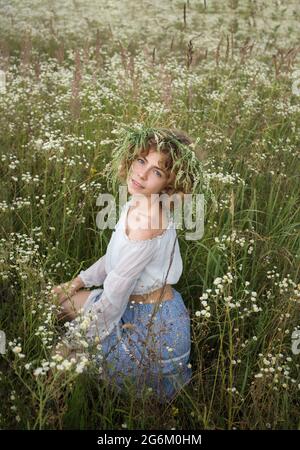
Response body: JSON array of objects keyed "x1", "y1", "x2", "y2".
[
  {"x1": 155, "y1": 170, "x2": 162, "y2": 177},
  {"x1": 137, "y1": 158, "x2": 144, "y2": 164}
]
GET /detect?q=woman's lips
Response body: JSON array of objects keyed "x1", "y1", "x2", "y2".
[{"x1": 131, "y1": 178, "x2": 144, "y2": 188}]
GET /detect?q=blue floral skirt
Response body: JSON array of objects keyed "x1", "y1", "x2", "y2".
[{"x1": 84, "y1": 287, "x2": 192, "y2": 403}]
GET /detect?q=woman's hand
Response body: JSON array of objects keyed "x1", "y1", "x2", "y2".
[{"x1": 51, "y1": 276, "x2": 84, "y2": 304}]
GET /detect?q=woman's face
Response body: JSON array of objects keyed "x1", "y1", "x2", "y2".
[{"x1": 127, "y1": 148, "x2": 174, "y2": 198}]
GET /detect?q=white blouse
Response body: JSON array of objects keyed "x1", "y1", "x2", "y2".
[{"x1": 77, "y1": 195, "x2": 183, "y2": 341}]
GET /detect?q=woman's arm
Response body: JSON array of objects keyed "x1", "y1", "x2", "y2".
[{"x1": 84, "y1": 239, "x2": 159, "y2": 342}]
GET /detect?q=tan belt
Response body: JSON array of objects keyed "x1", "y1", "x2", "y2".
[{"x1": 129, "y1": 284, "x2": 174, "y2": 304}]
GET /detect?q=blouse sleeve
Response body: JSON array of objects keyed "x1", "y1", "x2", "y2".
[
  {"x1": 78, "y1": 254, "x2": 107, "y2": 288},
  {"x1": 84, "y1": 239, "x2": 159, "y2": 342}
]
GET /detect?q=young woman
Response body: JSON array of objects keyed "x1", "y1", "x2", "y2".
[{"x1": 51, "y1": 126, "x2": 212, "y2": 403}]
